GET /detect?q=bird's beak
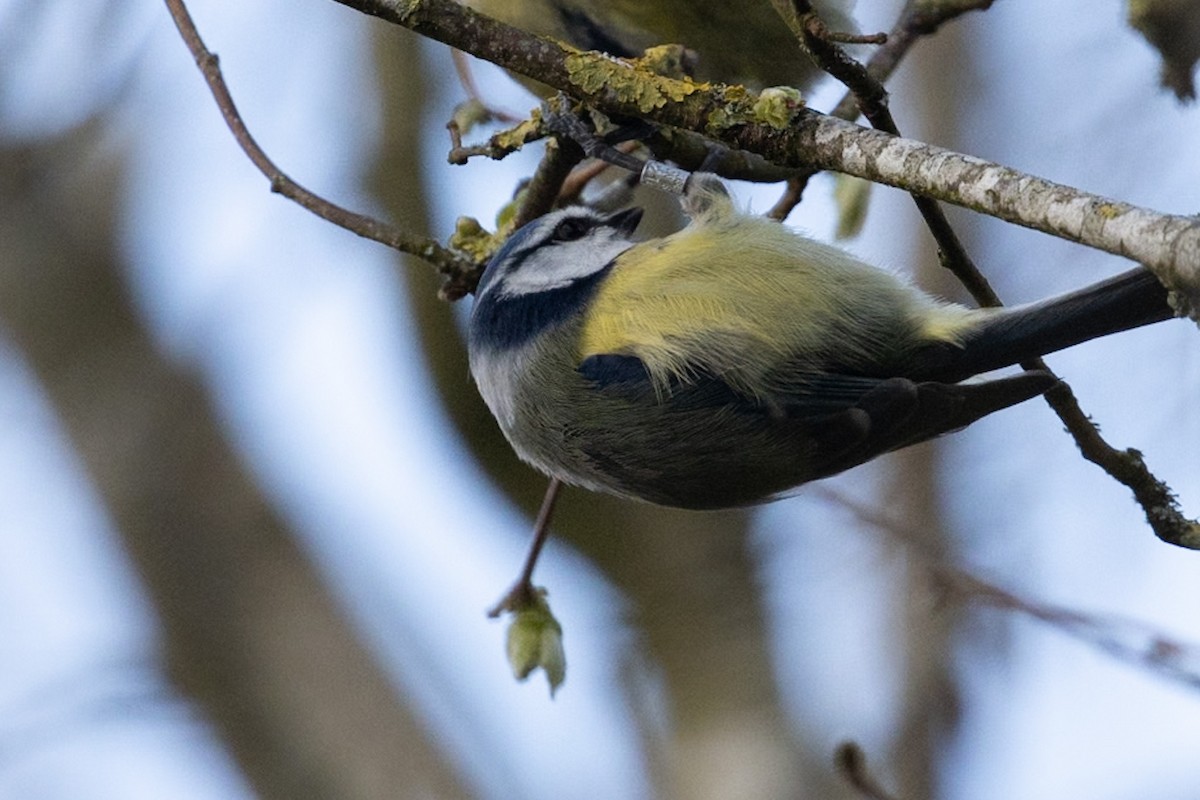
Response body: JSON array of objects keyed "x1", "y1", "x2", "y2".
[{"x1": 605, "y1": 207, "x2": 644, "y2": 236}]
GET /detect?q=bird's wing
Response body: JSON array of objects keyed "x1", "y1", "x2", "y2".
[{"x1": 578, "y1": 352, "x2": 1057, "y2": 481}]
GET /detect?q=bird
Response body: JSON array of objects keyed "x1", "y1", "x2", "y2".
[
  {"x1": 467, "y1": 174, "x2": 1175, "y2": 509},
  {"x1": 462, "y1": 0, "x2": 855, "y2": 90}
]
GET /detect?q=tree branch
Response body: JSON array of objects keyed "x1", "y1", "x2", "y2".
[
  {"x1": 331, "y1": 0, "x2": 1200, "y2": 318},
  {"x1": 835, "y1": 743, "x2": 904, "y2": 800},
  {"x1": 164, "y1": 0, "x2": 475, "y2": 285},
  {"x1": 781, "y1": 0, "x2": 1000, "y2": 305},
  {"x1": 769, "y1": 0, "x2": 996, "y2": 219},
  {"x1": 819, "y1": 487, "x2": 1200, "y2": 688},
  {"x1": 173, "y1": 0, "x2": 1199, "y2": 545}
]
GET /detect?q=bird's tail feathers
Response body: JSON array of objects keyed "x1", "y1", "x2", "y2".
[{"x1": 918, "y1": 267, "x2": 1171, "y2": 381}]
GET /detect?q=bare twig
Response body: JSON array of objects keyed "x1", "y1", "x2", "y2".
[
  {"x1": 837, "y1": 0, "x2": 997, "y2": 116},
  {"x1": 819, "y1": 487, "x2": 1200, "y2": 687},
  {"x1": 769, "y1": 1, "x2": 993, "y2": 218},
  {"x1": 785, "y1": 0, "x2": 997, "y2": 302},
  {"x1": 825, "y1": 30, "x2": 888, "y2": 45},
  {"x1": 557, "y1": 150, "x2": 626, "y2": 205},
  {"x1": 765, "y1": 174, "x2": 812, "y2": 221},
  {"x1": 511, "y1": 138, "x2": 586, "y2": 229},
  {"x1": 780, "y1": 0, "x2": 1200, "y2": 550},
  {"x1": 487, "y1": 478, "x2": 563, "y2": 618},
  {"x1": 446, "y1": 113, "x2": 544, "y2": 165},
  {"x1": 164, "y1": 0, "x2": 476, "y2": 287},
  {"x1": 835, "y1": 743, "x2": 904, "y2": 800},
  {"x1": 450, "y1": 48, "x2": 523, "y2": 123}
]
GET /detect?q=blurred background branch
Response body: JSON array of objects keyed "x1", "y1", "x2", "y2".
[{"x1": 0, "y1": 126, "x2": 469, "y2": 798}]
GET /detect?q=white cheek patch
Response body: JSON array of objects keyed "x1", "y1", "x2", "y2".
[{"x1": 499, "y1": 236, "x2": 634, "y2": 298}]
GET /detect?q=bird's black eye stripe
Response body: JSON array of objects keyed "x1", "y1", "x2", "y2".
[
  {"x1": 552, "y1": 216, "x2": 592, "y2": 242},
  {"x1": 476, "y1": 211, "x2": 605, "y2": 297}
]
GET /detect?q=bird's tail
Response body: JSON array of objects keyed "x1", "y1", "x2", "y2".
[{"x1": 914, "y1": 267, "x2": 1173, "y2": 382}]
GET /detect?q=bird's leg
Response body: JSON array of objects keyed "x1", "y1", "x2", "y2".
[{"x1": 541, "y1": 94, "x2": 650, "y2": 173}]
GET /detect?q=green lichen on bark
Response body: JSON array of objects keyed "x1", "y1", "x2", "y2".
[{"x1": 565, "y1": 51, "x2": 699, "y2": 112}]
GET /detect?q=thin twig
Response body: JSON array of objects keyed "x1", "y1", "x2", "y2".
[
  {"x1": 783, "y1": 0, "x2": 1199, "y2": 549},
  {"x1": 765, "y1": 174, "x2": 812, "y2": 221},
  {"x1": 788, "y1": 0, "x2": 995, "y2": 300},
  {"x1": 769, "y1": 0, "x2": 995, "y2": 220},
  {"x1": 825, "y1": 30, "x2": 888, "y2": 45},
  {"x1": 487, "y1": 479, "x2": 563, "y2": 618},
  {"x1": 446, "y1": 114, "x2": 545, "y2": 165},
  {"x1": 834, "y1": 743, "x2": 904, "y2": 800},
  {"x1": 819, "y1": 487, "x2": 1200, "y2": 688},
  {"x1": 511, "y1": 138, "x2": 586, "y2": 229},
  {"x1": 791, "y1": 0, "x2": 996, "y2": 298},
  {"x1": 450, "y1": 48, "x2": 523, "y2": 124},
  {"x1": 163, "y1": 0, "x2": 475, "y2": 286},
  {"x1": 557, "y1": 152, "x2": 623, "y2": 205}
]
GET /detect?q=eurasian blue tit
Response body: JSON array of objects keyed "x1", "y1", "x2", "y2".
[
  {"x1": 463, "y1": 0, "x2": 854, "y2": 89},
  {"x1": 467, "y1": 175, "x2": 1174, "y2": 509}
]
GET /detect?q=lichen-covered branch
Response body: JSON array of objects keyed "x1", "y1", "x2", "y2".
[
  {"x1": 813, "y1": 127, "x2": 1200, "y2": 319},
  {"x1": 331, "y1": 0, "x2": 1200, "y2": 318},
  {"x1": 775, "y1": 2, "x2": 1200, "y2": 550},
  {"x1": 780, "y1": 0, "x2": 1001, "y2": 307}
]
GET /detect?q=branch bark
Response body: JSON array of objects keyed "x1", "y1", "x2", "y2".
[{"x1": 331, "y1": 0, "x2": 1200, "y2": 318}]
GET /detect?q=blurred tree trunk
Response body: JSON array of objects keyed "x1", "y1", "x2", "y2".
[
  {"x1": 370, "y1": 30, "x2": 844, "y2": 799},
  {"x1": 883, "y1": 22, "x2": 983, "y2": 799},
  {"x1": 883, "y1": 451, "x2": 959, "y2": 800},
  {"x1": 0, "y1": 127, "x2": 470, "y2": 799}
]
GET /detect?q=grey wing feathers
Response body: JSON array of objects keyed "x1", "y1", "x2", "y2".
[{"x1": 579, "y1": 352, "x2": 1058, "y2": 482}]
